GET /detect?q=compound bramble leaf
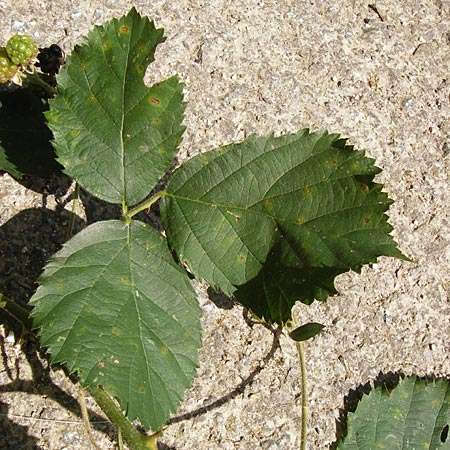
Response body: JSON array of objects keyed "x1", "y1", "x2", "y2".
[
  {"x1": 161, "y1": 129, "x2": 405, "y2": 324},
  {"x1": 30, "y1": 220, "x2": 202, "y2": 431},
  {"x1": 47, "y1": 8, "x2": 185, "y2": 206},
  {"x1": 338, "y1": 377, "x2": 450, "y2": 449}
]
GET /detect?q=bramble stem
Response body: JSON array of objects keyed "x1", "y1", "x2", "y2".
[
  {"x1": 25, "y1": 69, "x2": 58, "y2": 96},
  {"x1": 66, "y1": 182, "x2": 80, "y2": 240},
  {"x1": 0, "y1": 293, "x2": 33, "y2": 331},
  {"x1": 297, "y1": 341, "x2": 307, "y2": 450},
  {"x1": 89, "y1": 386, "x2": 160, "y2": 450},
  {"x1": 125, "y1": 191, "x2": 166, "y2": 221},
  {"x1": 292, "y1": 314, "x2": 308, "y2": 450},
  {"x1": 122, "y1": 200, "x2": 128, "y2": 219},
  {"x1": 118, "y1": 428, "x2": 124, "y2": 450}
]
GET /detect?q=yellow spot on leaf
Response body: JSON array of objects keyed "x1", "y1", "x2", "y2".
[{"x1": 138, "y1": 44, "x2": 148, "y2": 53}]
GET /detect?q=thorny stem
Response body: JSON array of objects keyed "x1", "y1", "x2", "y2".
[
  {"x1": 292, "y1": 313, "x2": 308, "y2": 450},
  {"x1": 89, "y1": 386, "x2": 160, "y2": 450},
  {"x1": 124, "y1": 191, "x2": 166, "y2": 222}
]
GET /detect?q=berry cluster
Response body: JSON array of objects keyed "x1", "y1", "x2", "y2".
[
  {"x1": 0, "y1": 48, "x2": 19, "y2": 83},
  {"x1": 6, "y1": 34, "x2": 38, "y2": 65},
  {"x1": 0, "y1": 34, "x2": 38, "y2": 84}
]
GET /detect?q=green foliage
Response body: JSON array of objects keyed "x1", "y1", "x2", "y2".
[
  {"x1": 0, "y1": 7, "x2": 408, "y2": 445},
  {"x1": 289, "y1": 322, "x2": 324, "y2": 342},
  {"x1": 161, "y1": 130, "x2": 405, "y2": 324},
  {"x1": 0, "y1": 143, "x2": 21, "y2": 178},
  {"x1": 30, "y1": 220, "x2": 202, "y2": 430},
  {"x1": 46, "y1": 7, "x2": 185, "y2": 206},
  {"x1": 338, "y1": 376, "x2": 450, "y2": 450}
]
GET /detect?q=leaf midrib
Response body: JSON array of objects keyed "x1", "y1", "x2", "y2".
[
  {"x1": 125, "y1": 224, "x2": 195, "y2": 415},
  {"x1": 119, "y1": 21, "x2": 132, "y2": 208},
  {"x1": 165, "y1": 191, "x2": 387, "y2": 229}
]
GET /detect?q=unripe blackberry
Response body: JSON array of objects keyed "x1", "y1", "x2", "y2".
[
  {"x1": 6, "y1": 34, "x2": 38, "y2": 65},
  {"x1": 0, "y1": 48, "x2": 19, "y2": 83}
]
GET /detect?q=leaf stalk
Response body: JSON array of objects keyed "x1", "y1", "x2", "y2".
[
  {"x1": 124, "y1": 191, "x2": 166, "y2": 221},
  {"x1": 89, "y1": 386, "x2": 160, "y2": 450}
]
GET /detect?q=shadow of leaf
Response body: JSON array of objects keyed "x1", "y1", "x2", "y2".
[
  {"x1": 0, "y1": 333, "x2": 114, "y2": 438},
  {"x1": 0, "y1": 398, "x2": 40, "y2": 450},
  {"x1": 0, "y1": 206, "x2": 85, "y2": 309},
  {"x1": 0, "y1": 88, "x2": 63, "y2": 181},
  {"x1": 166, "y1": 325, "x2": 281, "y2": 426},
  {"x1": 234, "y1": 238, "x2": 344, "y2": 324}
]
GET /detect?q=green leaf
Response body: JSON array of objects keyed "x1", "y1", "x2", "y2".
[
  {"x1": 0, "y1": 89, "x2": 62, "y2": 178},
  {"x1": 0, "y1": 147, "x2": 21, "y2": 179},
  {"x1": 161, "y1": 129, "x2": 405, "y2": 324},
  {"x1": 30, "y1": 220, "x2": 202, "y2": 431},
  {"x1": 338, "y1": 377, "x2": 450, "y2": 449},
  {"x1": 288, "y1": 322, "x2": 324, "y2": 342},
  {"x1": 47, "y1": 8, "x2": 185, "y2": 206}
]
